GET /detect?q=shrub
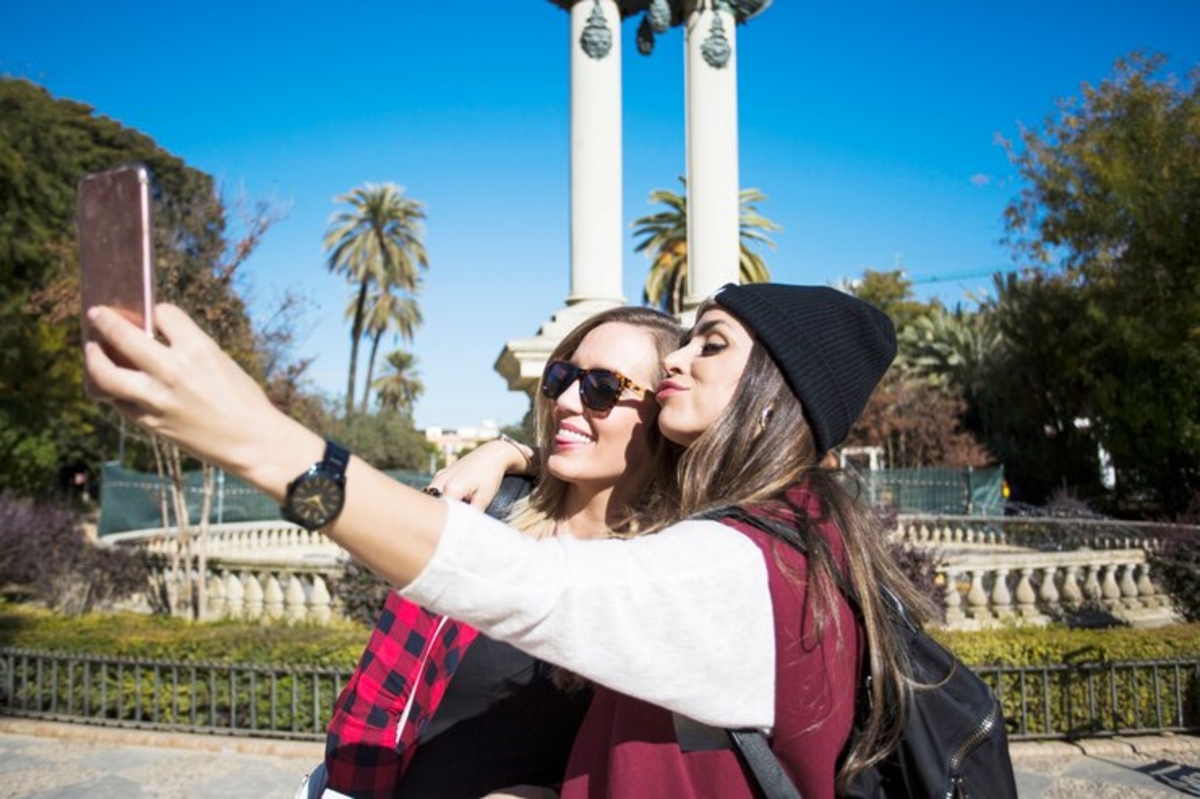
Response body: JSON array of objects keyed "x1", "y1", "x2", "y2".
[
  {"x1": 331, "y1": 559, "x2": 392, "y2": 628},
  {"x1": 1146, "y1": 521, "x2": 1200, "y2": 622},
  {"x1": 0, "y1": 494, "x2": 153, "y2": 614}
]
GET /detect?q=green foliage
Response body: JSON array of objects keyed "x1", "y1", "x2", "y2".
[
  {"x1": 0, "y1": 601, "x2": 368, "y2": 666},
  {"x1": 932, "y1": 622, "x2": 1200, "y2": 666},
  {"x1": 998, "y1": 53, "x2": 1199, "y2": 514},
  {"x1": 371, "y1": 349, "x2": 424, "y2": 414},
  {"x1": 325, "y1": 409, "x2": 433, "y2": 471},
  {"x1": 845, "y1": 272, "x2": 992, "y2": 467},
  {"x1": 1147, "y1": 523, "x2": 1200, "y2": 623},
  {"x1": 332, "y1": 560, "x2": 393, "y2": 628},
  {"x1": 0, "y1": 495, "x2": 152, "y2": 614},
  {"x1": 634, "y1": 177, "x2": 780, "y2": 314},
  {"x1": 847, "y1": 269, "x2": 941, "y2": 332},
  {"x1": 324, "y1": 183, "x2": 428, "y2": 418},
  {"x1": 0, "y1": 78, "x2": 268, "y2": 494},
  {"x1": 935, "y1": 623, "x2": 1200, "y2": 737}
]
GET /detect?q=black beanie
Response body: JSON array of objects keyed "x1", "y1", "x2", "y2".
[{"x1": 714, "y1": 283, "x2": 896, "y2": 454}]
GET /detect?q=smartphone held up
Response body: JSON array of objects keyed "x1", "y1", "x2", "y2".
[{"x1": 77, "y1": 164, "x2": 157, "y2": 394}]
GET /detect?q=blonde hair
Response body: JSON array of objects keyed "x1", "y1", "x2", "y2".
[{"x1": 506, "y1": 305, "x2": 683, "y2": 539}]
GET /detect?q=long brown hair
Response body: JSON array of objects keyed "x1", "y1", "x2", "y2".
[
  {"x1": 506, "y1": 305, "x2": 684, "y2": 539},
  {"x1": 677, "y1": 302, "x2": 936, "y2": 795}
]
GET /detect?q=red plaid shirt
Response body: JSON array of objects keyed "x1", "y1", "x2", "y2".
[{"x1": 323, "y1": 590, "x2": 480, "y2": 797}]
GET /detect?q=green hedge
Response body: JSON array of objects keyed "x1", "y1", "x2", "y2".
[
  {"x1": 0, "y1": 602, "x2": 369, "y2": 667},
  {"x1": 5, "y1": 601, "x2": 1198, "y2": 669}
]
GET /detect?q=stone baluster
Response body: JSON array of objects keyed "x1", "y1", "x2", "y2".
[
  {"x1": 1061, "y1": 564, "x2": 1084, "y2": 609},
  {"x1": 942, "y1": 569, "x2": 965, "y2": 626},
  {"x1": 1083, "y1": 564, "x2": 1103, "y2": 603},
  {"x1": 1136, "y1": 564, "x2": 1160, "y2": 608},
  {"x1": 207, "y1": 574, "x2": 226, "y2": 619},
  {"x1": 263, "y1": 574, "x2": 284, "y2": 620},
  {"x1": 991, "y1": 568, "x2": 1013, "y2": 619},
  {"x1": 1119, "y1": 563, "x2": 1140, "y2": 610},
  {"x1": 1039, "y1": 565, "x2": 1061, "y2": 617},
  {"x1": 224, "y1": 571, "x2": 244, "y2": 618},
  {"x1": 310, "y1": 576, "x2": 332, "y2": 624},
  {"x1": 1014, "y1": 567, "x2": 1038, "y2": 618},
  {"x1": 285, "y1": 575, "x2": 308, "y2": 622},
  {"x1": 1100, "y1": 564, "x2": 1122, "y2": 610},
  {"x1": 965, "y1": 569, "x2": 990, "y2": 620},
  {"x1": 243, "y1": 573, "x2": 264, "y2": 619}
]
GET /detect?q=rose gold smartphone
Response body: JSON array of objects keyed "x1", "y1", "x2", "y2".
[{"x1": 77, "y1": 164, "x2": 156, "y2": 393}]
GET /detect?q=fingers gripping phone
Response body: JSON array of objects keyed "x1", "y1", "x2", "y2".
[{"x1": 77, "y1": 164, "x2": 156, "y2": 394}]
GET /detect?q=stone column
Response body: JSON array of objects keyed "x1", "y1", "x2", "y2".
[
  {"x1": 568, "y1": 0, "x2": 625, "y2": 308},
  {"x1": 683, "y1": 0, "x2": 740, "y2": 310},
  {"x1": 496, "y1": 0, "x2": 627, "y2": 395}
]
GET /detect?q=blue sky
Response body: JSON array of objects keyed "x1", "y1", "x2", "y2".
[{"x1": 5, "y1": 1, "x2": 1198, "y2": 430}]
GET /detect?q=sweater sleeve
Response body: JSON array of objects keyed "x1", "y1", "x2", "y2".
[{"x1": 399, "y1": 500, "x2": 776, "y2": 730}]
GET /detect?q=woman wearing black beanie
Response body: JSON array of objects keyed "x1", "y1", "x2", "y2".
[{"x1": 85, "y1": 283, "x2": 938, "y2": 799}]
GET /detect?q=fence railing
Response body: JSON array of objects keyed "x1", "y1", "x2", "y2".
[
  {"x1": 2, "y1": 647, "x2": 1196, "y2": 742},
  {"x1": 974, "y1": 657, "x2": 1200, "y2": 741},
  {"x1": 0, "y1": 647, "x2": 351, "y2": 741}
]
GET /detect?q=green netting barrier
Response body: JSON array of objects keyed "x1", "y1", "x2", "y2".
[
  {"x1": 98, "y1": 463, "x2": 1004, "y2": 537},
  {"x1": 97, "y1": 462, "x2": 432, "y2": 537},
  {"x1": 860, "y1": 466, "x2": 1005, "y2": 516}
]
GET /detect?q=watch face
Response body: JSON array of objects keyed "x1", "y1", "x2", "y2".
[{"x1": 288, "y1": 472, "x2": 345, "y2": 529}]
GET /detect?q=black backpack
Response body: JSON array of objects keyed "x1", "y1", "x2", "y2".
[{"x1": 714, "y1": 507, "x2": 1019, "y2": 799}]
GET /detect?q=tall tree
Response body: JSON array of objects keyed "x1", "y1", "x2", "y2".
[
  {"x1": 633, "y1": 178, "x2": 780, "y2": 314},
  {"x1": 999, "y1": 53, "x2": 1199, "y2": 514},
  {"x1": 844, "y1": 274, "x2": 990, "y2": 467},
  {"x1": 372, "y1": 350, "x2": 424, "y2": 416},
  {"x1": 0, "y1": 78, "x2": 289, "y2": 497},
  {"x1": 324, "y1": 183, "x2": 428, "y2": 417},
  {"x1": 356, "y1": 286, "x2": 422, "y2": 414}
]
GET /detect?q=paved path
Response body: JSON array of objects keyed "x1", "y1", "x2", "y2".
[{"x1": 1, "y1": 718, "x2": 1198, "y2": 797}]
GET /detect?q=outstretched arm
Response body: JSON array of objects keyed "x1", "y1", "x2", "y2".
[
  {"x1": 85, "y1": 304, "x2": 777, "y2": 730},
  {"x1": 84, "y1": 303, "x2": 444, "y2": 587}
]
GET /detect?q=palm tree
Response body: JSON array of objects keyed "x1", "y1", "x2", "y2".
[
  {"x1": 632, "y1": 177, "x2": 781, "y2": 314},
  {"x1": 324, "y1": 183, "x2": 428, "y2": 417},
  {"x1": 373, "y1": 350, "x2": 424, "y2": 415},
  {"x1": 356, "y1": 286, "x2": 423, "y2": 415}
]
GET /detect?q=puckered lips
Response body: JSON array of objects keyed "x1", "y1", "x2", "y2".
[{"x1": 656, "y1": 379, "x2": 686, "y2": 401}]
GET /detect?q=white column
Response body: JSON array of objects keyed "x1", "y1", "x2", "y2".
[
  {"x1": 568, "y1": 0, "x2": 624, "y2": 307},
  {"x1": 684, "y1": 1, "x2": 740, "y2": 310}
]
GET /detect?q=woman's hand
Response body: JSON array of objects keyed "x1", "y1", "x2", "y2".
[
  {"x1": 84, "y1": 303, "x2": 317, "y2": 497},
  {"x1": 427, "y1": 437, "x2": 535, "y2": 510}
]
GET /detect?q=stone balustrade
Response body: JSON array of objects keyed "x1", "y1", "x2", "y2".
[
  {"x1": 107, "y1": 516, "x2": 1191, "y2": 627},
  {"x1": 932, "y1": 549, "x2": 1177, "y2": 629},
  {"x1": 106, "y1": 521, "x2": 342, "y2": 560},
  {"x1": 896, "y1": 514, "x2": 1185, "y2": 552}
]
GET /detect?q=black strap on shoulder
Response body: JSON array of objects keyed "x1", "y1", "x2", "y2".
[
  {"x1": 727, "y1": 729, "x2": 804, "y2": 799},
  {"x1": 484, "y1": 474, "x2": 534, "y2": 520}
]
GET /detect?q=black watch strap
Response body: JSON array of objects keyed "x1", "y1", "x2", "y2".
[{"x1": 322, "y1": 439, "x2": 351, "y2": 477}]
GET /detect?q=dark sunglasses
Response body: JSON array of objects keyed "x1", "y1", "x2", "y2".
[{"x1": 541, "y1": 360, "x2": 649, "y2": 413}]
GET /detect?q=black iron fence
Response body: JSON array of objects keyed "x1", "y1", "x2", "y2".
[
  {"x1": 0, "y1": 647, "x2": 351, "y2": 740},
  {"x1": 1, "y1": 647, "x2": 1197, "y2": 742}
]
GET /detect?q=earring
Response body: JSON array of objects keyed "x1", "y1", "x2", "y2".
[{"x1": 757, "y1": 406, "x2": 774, "y2": 434}]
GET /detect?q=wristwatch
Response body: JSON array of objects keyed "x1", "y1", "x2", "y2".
[{"x1": 281, "y1": 440, "x2": 351, "y2": 530}]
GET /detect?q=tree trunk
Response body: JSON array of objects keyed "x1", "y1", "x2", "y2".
[
  {"x1": 345, "y1": 280, "x2": 369, "y2": 418},
  {"x1": 360, "y1": 331, "x2": 383, "y2": 415}
]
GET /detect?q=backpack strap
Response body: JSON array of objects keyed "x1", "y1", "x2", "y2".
[
  {"x1": 484, "y1": 474, "x2": 534, "y2": 519},
  {"x1": 727, "y1": 728, "x2": 804, "y2": 799}
]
